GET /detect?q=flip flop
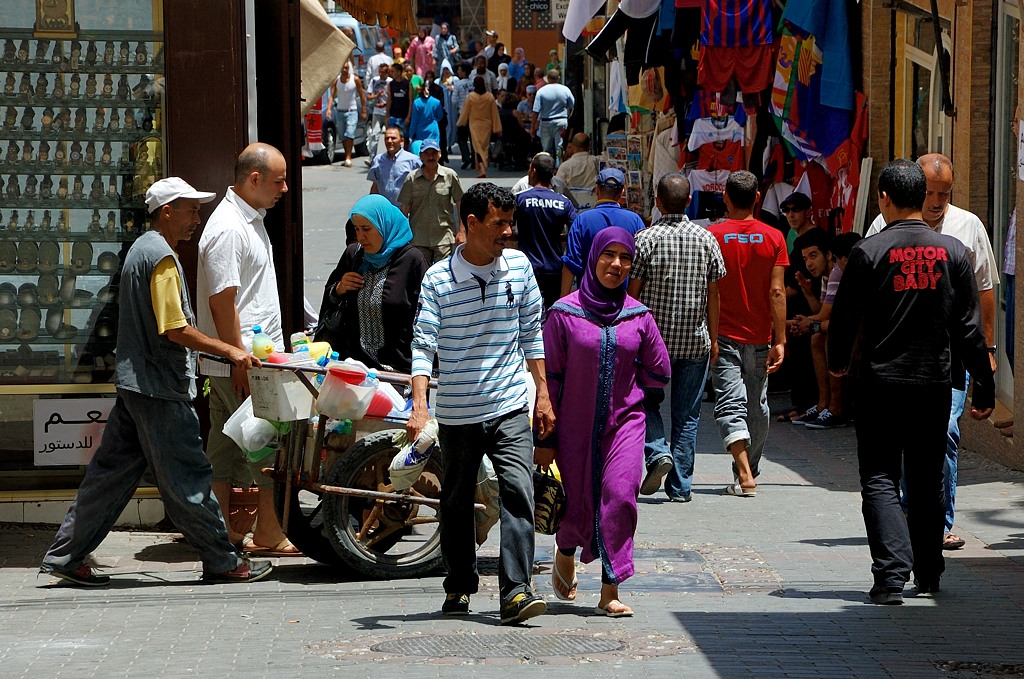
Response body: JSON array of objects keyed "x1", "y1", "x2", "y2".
[
  {"x1": 246, "y1": 538, "x2": 303, "y2": 557},
  {"x1": 723, "y1": 483, "x2": 757, "y2": 497},
  {"x1": 552, "y1": 552, "x2": 578, "y2": 602},
  {"x1": 594, "y1": 600, "x2": 633, "y2": 618},
  {"x1": 776, "y1": 410, "x2": 799, "y2": 423}
]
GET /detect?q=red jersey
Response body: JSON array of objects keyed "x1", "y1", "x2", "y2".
[
  {"x1": 709, "y1": 218, "x2": 788, "y2": 344},
  {"x1": 697, "y1": 139, "x2": 745, "y2": 171}
]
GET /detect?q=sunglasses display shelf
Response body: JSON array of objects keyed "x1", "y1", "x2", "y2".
[{"x1": 0, "y1": 30, "x2": 164, "y2": 387}]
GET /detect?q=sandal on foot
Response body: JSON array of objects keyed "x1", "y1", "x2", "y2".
[
  {"x1": 594, "y1": 600, "x2": 633, "y2": 617},
  {"x1": 552, "y1": 553, "x2": 578, "y2": 601},
  {"x1": 723, "y1": 483, "x2": 757, "y2": 497},
  {"x1": 776, "y1": 410, "x2": 799, "y2": 423},
  {"x1": 246, "y1": 538, "x2": 303, "y2": 557},
  {"x1": 942, "y1": 533, "x2": 965, "y2": 550}
]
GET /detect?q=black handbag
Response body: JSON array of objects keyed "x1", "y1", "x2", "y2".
[{"x1": 533, "y1": 465, "x2": 566, "y2": 535}]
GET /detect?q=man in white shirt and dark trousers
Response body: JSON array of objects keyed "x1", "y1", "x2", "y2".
[
  {"x1": 866, "y1": 153, "x2": 1000, "y2": 552},
  {"x1": 197, "y1": 143, "x2": 298, "y2": 556},
  {"x1": 406, "y1": 183, "x2": 556, "y2": 624}
]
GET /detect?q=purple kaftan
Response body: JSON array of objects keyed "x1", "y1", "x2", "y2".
[{"x1": 542, "y1": 292, "x2": 670, "y2": 583}]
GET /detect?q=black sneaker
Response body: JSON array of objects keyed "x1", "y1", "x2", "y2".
[
  {"x1": 805, "y1": 409, "x2": 849, "y2": 429},
  {"x1": 43, "y1": 563, "x2": 110, "y2": 587},
  {"x1": 640, "y1": 457, "x2": 673, "y2": 496},
  {"x1": 791, "y1": 405, "x2": 820, "y2": 425},
  {"x1": 869, "y1": 586, "x2": 903, "y2": 605},
  {"x1": 500, "y1": 591, "x2": 546, "y2": 625},
  {"x1": 441, "y1": 593, "x2": 470, "y2": 615},
  {"x1": 202, "y1": 558, "x2": 273, "y2": 583},
  {"x1": 913, "y1": 578, "x2": 940, "y2": 594}
]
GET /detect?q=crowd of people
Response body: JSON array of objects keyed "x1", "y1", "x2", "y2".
[
  {"x1": 33, "y1": 21, "x2": 1003, "y2": 624},
  {"x1": 331, "y1": 27, "x2": 573, "y2": 179}
]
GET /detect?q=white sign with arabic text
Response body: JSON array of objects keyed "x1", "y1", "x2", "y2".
[{"x1": 34, "y1": 398, "x2": 114, "y2": 466}]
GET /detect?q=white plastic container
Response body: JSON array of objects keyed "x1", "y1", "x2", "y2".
[
  {"x1": 247, "y1": 360, "x2": 316, "y2": 422},
  {"x1": 315, "y1": 366, "x2": 375, "y2": 419}
]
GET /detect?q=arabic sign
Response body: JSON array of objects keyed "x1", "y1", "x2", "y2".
[
  {"x1": 34, "y1": 398, "x2": 113, "y2": 466},
  {"x1": 552, "y1": 0, "x2": 570, "y2": 22}
]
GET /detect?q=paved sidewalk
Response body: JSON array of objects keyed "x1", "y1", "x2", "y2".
[{"x1": 1, "y1": 398, "x2": 1023, "y2": 678}]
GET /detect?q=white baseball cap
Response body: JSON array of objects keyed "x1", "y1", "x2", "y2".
[{"x1": 145, "y1": 177, "x2": 216, "y2": 213}]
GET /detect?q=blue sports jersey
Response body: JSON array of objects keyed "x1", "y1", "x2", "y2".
[
  {"x1": 701, "y1": 0, "x2": 773, "y2": 47},
  {"x1": 515, "y1": 187, "x2": 577, "y2": 275}
]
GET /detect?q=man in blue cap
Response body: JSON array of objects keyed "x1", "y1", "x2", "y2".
[
  {"x1": 561, "y1": 167, "x2": 646, "y2": 295},
  {"x1": 399, "y1": 138, "x2": 465, "y2": 264}
]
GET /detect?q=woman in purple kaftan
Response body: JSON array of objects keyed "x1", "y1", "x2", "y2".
[{"x1": 536, "y1": 227, "x2": 670, "y2": 617}]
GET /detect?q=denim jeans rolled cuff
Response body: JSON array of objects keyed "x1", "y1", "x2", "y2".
[{"x1": 642, "y1": 387, "x2": 671, "y2": 468}]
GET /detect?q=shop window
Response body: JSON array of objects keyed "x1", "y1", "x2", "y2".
[{"x1": 899, "y1": 13, "x2": 950, "y2": 158}]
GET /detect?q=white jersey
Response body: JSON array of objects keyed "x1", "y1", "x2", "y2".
[
  {"x1": 687, "y1": 117, "x2": 744, "y2": 152},
  {"x1": 866, "y1": 204, "x2": 999, "y2": 291}
]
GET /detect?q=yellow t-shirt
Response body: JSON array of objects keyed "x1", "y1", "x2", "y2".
[{"x1": 150, "y1": 255, "x2": 187, "y2": 335}]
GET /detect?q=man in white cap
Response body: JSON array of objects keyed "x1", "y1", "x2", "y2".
[{"x1": 39, "y1": 177, "x2": 272, "y2": 587}]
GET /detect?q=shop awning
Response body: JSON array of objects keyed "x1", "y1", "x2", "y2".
[
  {"x1": 331, "y1": 0, "x2": 418, "y2": 34},
  {"x1": 300, "y1": 0, "x2": 356, "y2": 115}
]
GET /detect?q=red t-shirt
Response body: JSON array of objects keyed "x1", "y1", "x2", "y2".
[{"x1": 709, "y1": 218, "x2": 789, "y2": 344}]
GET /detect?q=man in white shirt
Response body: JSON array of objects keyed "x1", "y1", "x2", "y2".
[
  {"x1": 363, "y1": 61, "x2": 392, "y2": 165},
  {"x1": 866, "y1": 153, "x2": 999, "y2": 552},
  {"x1": 197, "y1": 142, "x2": 298, "y2": 556},
  {"x1": 531, "y1": 70, "x2": 575, "y2": 164},
  {"x1": 556, "y1": 132, "x2": 600, "y2": 188},
  {"x1": 365, "y1": 41, "x2": 393, "y2": 79}
]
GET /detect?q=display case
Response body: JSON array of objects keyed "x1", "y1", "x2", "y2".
[{"x1": 0, "y1": 28, "x2": 165, "y2": 386}]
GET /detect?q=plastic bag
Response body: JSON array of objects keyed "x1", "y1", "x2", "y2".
[
  {"x1": 388, "y1": 419, "x2": 439, "y2": 491},
  {"x1": 475, "y1": 457, "x2": 500, "y2": 546},
  {"x1": 222, "y1": 396, "x2": 289, "y2": 462}
]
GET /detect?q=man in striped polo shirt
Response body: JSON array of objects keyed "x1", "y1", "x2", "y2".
[{"x1": 407, "y1": 182, "x2": 556, "y2": 625}]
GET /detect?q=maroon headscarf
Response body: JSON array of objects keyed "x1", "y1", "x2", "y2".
[{"x1": 578, "y1": 226, "x2": 635, "y2": 325}]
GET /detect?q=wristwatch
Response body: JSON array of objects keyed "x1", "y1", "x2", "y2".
[
  {"x1": 987, "y1": 346, "x2": 997, "y2": 354},
  {"x1": 811, "y1": 321, "x2": 821, "y2": 334}
]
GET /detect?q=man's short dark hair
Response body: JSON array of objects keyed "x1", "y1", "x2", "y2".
[
  {"x1": 724, "y1": 171, "x2": 758, "y2": 210},
  {"x1": 234, "y1": 145, "x2": 272, "y2": 183},
  {"x1": 375, "y1": 41, "x2": 385, "y2": 53},
  {"x1": 569, "y1": 132, "x2": 590, "y2": 151},
  {"x1": 832, "y1": 232, "x2": 863, "y2": 259},
  {"x1": 384, "y1": 125, "x2": 404, "y2": 138},
  {"x1": 530, "y1": 153, "x2": 555, "y2": 185},
  {"x1": 877, "y1": 158, "x2": 927, "y2": 210},
  {"x1": 796, "y1": 227, "x2": 832, "y2": 258},
  {"x1": 460, "y1": 182, "x2": 515, "y2": 230},
  {"x1": 656, "y1": 174, "x2": 691, "y2": 214}
]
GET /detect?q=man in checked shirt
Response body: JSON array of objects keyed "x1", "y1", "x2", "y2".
[{"x1": 628, "y1": 174, "x2": 726, "y2": 502}]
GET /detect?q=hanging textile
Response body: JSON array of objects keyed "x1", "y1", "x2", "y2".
[{"x1": 701, "y1": 0, "x2": 774, "y2": 47}]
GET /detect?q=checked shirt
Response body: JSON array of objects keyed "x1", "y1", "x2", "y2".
[{"x1": 632, "y1": 214, "x2": 726, "y2": 359}]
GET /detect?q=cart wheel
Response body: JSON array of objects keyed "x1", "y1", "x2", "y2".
[
  {"x1": 272, "y1": 480, "x2": 345, "y2": 566},
  {"x1": 322, "y1": 429, "x2": 444, "y2": 579}
]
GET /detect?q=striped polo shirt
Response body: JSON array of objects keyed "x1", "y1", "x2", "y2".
[{"x1": 412, "y1": 246, "x2": 544, "y2": 425}]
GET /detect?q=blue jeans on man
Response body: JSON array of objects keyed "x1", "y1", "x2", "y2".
[
  {"x1": 539, "y1": 119, "x2": 567, "y2": 164},
  {"x1": 643, "y1": 356, "x2": 710, "y2": 500}
]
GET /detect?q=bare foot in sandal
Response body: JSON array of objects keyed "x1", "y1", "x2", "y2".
[
  {"x1": 595, "y1": 584, "x2": 633, "y2": 617},
  {"x1": 552, "y1": 549, "x2": 578, "y2": 601}
]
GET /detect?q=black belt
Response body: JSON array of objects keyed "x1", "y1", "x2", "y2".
[{"x1": 541, "y1": 117, "x2": 567, "y2": 122}]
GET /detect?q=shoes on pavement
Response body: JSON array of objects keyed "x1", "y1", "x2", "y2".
[
  {"x1": 441, "y1": 592, "x2": 470, "y2": 615},
  {"x1": 942, "y1": 533, "x2": 965, "y2": 550},
  {"x1": 723, "y1": 483, "x2": 757, "y2": 497},
  {"x1": 363, "y1": 159, "x2": 372, "y2": 167},
  {"x1": 804, "y1": 409, "x2": 849, "y2": 429},
  {"x1": 869, "y1": 586, "x2": 904, "y2": 605},
  {"x1": 668, "y1": 493, "x2": 692, "y2": 502},
  {"x1": 640, "y1": 456, "x2": 673, "y2": 495},
  {"x1": 202, "y1": 558, "x2": 273, "y2": 583},
  {"x1": 913, "y1": 578, "x2": 940, "y2": 594},
  {"x1": 342, "y1": 159, "x2": 353, "y2": 167},
  {"x1": 42, "y1": 563, "x2": 110, "y2": 587},
  {"x1": 791, "y1": 405, "x2": 820, "y2": 425},
  {"x1": 500, "y1": 591, "x2": 546, "y2": 625}
]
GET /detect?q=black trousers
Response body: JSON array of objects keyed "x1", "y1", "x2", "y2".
[
  {"x1": 855, "y1": 380, "x2": 950, "y2": 590},
  {"x1": 456, "y1": 124, "x2": 472, "y2": 165}
]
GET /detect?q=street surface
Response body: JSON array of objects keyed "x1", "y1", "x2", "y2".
[{"x1": 1, "y1": 158, "x2": 1022, "y2": 677}]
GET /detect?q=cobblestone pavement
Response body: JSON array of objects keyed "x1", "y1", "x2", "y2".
[{"x1": 2, "y1": 396, "x2": 1023, "y2": 678}]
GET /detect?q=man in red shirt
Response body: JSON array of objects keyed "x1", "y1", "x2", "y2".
[{"x1": 708, "y1": 171, "x2": 788, "y2": 497}]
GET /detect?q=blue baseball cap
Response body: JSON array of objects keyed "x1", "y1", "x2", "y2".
[
  {"x1": 596, "y1": 168, "x2": 625, "y2": 188},
  {"x1": 419, "y1": 138, "x2": 441, "y2": 153}
]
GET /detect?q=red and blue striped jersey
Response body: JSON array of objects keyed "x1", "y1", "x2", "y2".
[{"x1": 701, "y1": 0, "x2": 774, "y2": 47}]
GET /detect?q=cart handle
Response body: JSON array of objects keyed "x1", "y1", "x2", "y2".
[{"x1": 199, "y1": 352, "x2": 437, "y2": 389}]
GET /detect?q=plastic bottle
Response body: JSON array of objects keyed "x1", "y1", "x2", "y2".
[
  {"x1": 251, "y1": 324, "x2": 274, "y2": 360},
  {"x1": 314, "y1": 352, "x2": 340, "y2": 387},
  {"x1": 290, "y1": 330, "x2": 310, "y2": 351},
  {"x1": 362, "y1": 370, "x2": 379, "y2": 388}
]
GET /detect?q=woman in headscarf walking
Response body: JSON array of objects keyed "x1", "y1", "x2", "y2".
[
  {"x1": 536, "y1": 227, "x2": 671, "y2": 617},
  {"x1": 456, "y1": 76, "x2": 501, "y2": 178},
  {"x1": 315, "y1": 195, "x2": 427, "y2": 373}
]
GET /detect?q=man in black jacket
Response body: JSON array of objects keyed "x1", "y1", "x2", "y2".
[{"x1": 828, "y1": 159, "x2": 994, "y2": 605}]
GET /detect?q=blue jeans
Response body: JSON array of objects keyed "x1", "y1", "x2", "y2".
[
  {"x1": 41, "y1": 389, "x2": 240, "y2": 575},
  {"x1": 710, "y1": 336, "x2": 770, "y2": 478},
  {"x1": 437, "y1": 408, "x2": 535, "y2": 603},
  {"x1": 539, "y1": 119, "x2": 567, "y2": 162},
  {"x1": 943, "y1": 385, "x2": 967, "y2": 531},
  {"x1": 643, "y1": 356, "x2": 710, "y2": 499}
]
